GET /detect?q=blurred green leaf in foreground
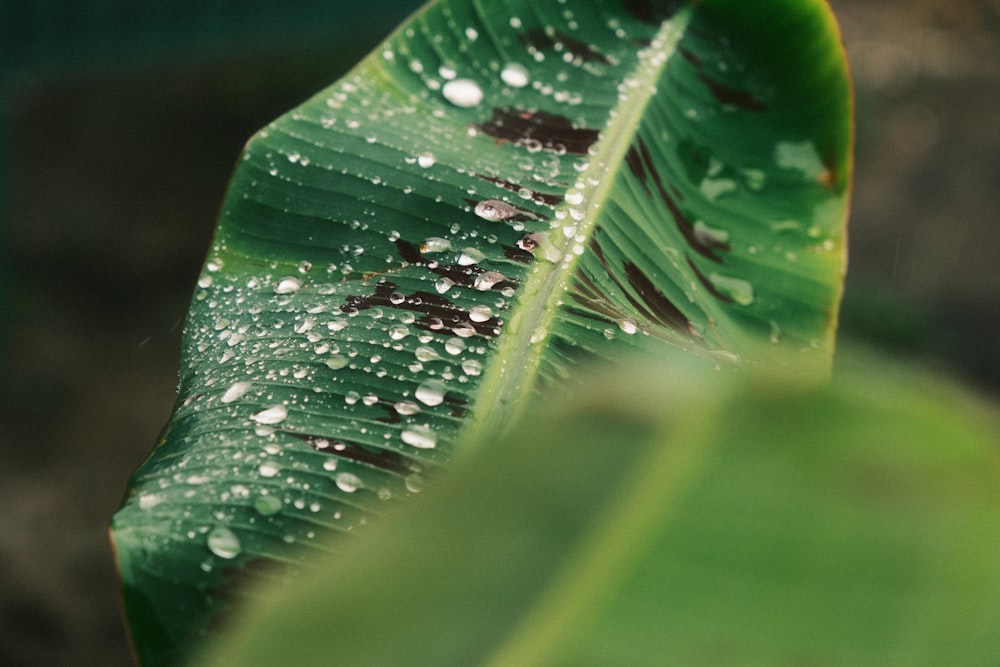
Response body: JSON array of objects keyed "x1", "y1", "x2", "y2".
[{"x1": 200, "y1": 349, "x2": 1000, "y2": 666}]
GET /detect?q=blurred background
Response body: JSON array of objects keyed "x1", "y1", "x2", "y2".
[{"x1": 1, "y1": 1, "x2": 997, "y2": 664}]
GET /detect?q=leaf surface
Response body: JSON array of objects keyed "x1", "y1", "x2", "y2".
[{"x1": 110, "y1": 0, "x2": 852, "y2": 663}]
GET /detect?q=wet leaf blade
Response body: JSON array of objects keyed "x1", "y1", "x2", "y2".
[{"x1": 110, "y1": 0, "x2": 852, "y2": 663}]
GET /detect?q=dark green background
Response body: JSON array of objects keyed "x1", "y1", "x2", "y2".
[{"x1": 2, "y1": 1, "x2": 997, "y2": 664}]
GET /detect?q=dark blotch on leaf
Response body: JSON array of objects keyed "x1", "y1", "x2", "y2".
[
  {"x1": 686, "y1": 256, "x2": 734, "y2": 304},
  {"x1": 504, "y1": 244, "x2": 535, "y2": 264},
  {"x1": 476, "y1": 107, "x2": 600, "y2": 155},
  {"x1": 627, "y1": 138, "x2": 729, "y2": 263},
  {"x1": 476, "y1": 174, "x2": 565, "y2": 207},
  {"x1": 520, "y1": 29, "x2": 610, "y2": 64},
  {"x1": 623, "y1": 0, "x2": 686, "y2": 25},
  {"x1": 697, "y1": 73, "x2": 767, "y2": 111},
  {"x1": 624, "y1": 262, "x2": 693, "y2": 335},
  {"x1": 288, "y1": 433, "x2": 419, "y2": 476}
]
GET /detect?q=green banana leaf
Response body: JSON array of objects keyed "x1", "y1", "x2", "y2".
[
  {"x1": 194, "y1": 350, "x2": 1000, "y2": 666},
  {"x1": 110, "y1": 0, "x2": 852, "y2": 664}
]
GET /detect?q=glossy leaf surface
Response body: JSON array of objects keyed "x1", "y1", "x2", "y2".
[
  {"x1": 198, "y1": 352, "x2": 1000, "y2": 666},
  {"x1": 111, "y1": 0, "x2": 852, "y2": 663}
]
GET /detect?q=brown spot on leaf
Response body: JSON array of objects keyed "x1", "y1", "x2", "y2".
[
  {"x1": 697, "y1": 74, "x2": 767, "y2": 111},
  {"x1": 623, "y1": 0, "x2": 685, "y2": 25},
  {"x1": 686, "y1": 255, "x2": 733, "y2": 304},
  {"x1": 476, "y1": 107, "x2": 600, "y2": 155},
  {"x1": 287, "y1": 432, "x2": 419, "y2": 476},
  {"x1": 475, "y1": 174, "x2": 565, "y2": 207},
  {"x1": 624, "y1": 262, "x2": 692, "y2": 333},
  {"x1": 520, "y1": 29, "x2": 610, "y2": 64}
]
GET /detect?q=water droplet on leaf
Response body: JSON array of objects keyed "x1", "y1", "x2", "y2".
[
  {"x1": 207, "y1": 527, "x2": 241, "y2": 559},
  {"x1": 415, "y1": 379, "x2": 447, "y2": 406},
  {"x1": 254, "y1": 495, "x2": 283, "y2": 516},
  {"x1": 221, "y1": 382, "x2": 252, "y2": 404},
  {"x1": 401, "y1": 424, "x2": 438, "y2": 449},
  {"x1": 251, "y1": 405, "x2": 288, "y2": 425},
  {"x1": 501, "y1": 63, "x2": 530, "y2": 88},
  {"x1": 442, "y1": 78, "x2": 484, "y2": 108}
]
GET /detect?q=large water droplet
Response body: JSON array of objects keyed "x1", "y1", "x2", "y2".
[
  {"x1": 421, "y1": 237, "x2": 452, "y2": 253},
  {"x1": 501, "y1": 63, "x2": 530, "y2": 88},
  {"x1": 468, "y1": 304, "x2": 493, "y2": 322},
  {"x1": 253, "y1": 494, "x2": 283, "y2": 516},
  {"x1": 274, "y1": 276, "x2": 302, "y2": 294},
  {"x1": 474, "y1": 199, "x2": 518, "y2": 221},
  {"x1": 401, "y1": 424, "x2": 438, "y2": 449},
  {"x1": 221, "y1": 381, "x2": 252, "y2": 404},
  {"x1": 474, "y1": 271, "x2": 505, "y2": 291},
  {"x1": 335, "y1": 472, "x2": 363, "y2": 493},
  {"x1": 207, "y1": 527, "x2": 241, "y2": 559},
  {"x1": 415, "y1": 346, "x2": 440, "y2": 362},
  {"x1": 618, "y1": 318, "x2": 639, "y2": 334},
  {"x1": 457, "y1": 247, "x2": 486, "y2": 265},
  {"x1": 442, "y1": 78, "x2": 484, "y2": 107},
  {"x1": 251, "y1": 404, "x2": 288, "y2": 425},
  {"x1": 326, "y1": 355, "x2": 349, "y2": 370},
  {"x1": 415, "y1": 379, "x2": 447, "y2": 406},
  {"x1": 405, "y1": 474, "x2": 425, "y2": 493},
  {"x1": 258, "y1": 462, "x2": 280, "y2": 478},
  {"x1": 417, "y1": 152, "x2": 436, "y2": 168},
  {"x1": 395, "y1": 400, "x2": 421, "y2": 416}
]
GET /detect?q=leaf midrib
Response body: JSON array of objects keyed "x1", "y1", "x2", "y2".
[{"x1": 461, "y1": 9, "x2": 694, "y2": 451}]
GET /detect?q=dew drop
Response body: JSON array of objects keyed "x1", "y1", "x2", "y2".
[
  {"x1": 618, "y1": 318, "x2": 639, "y2": 334},
  {"x1": 389, "y1": 325, "x2": 410, "y2": 340},
  {"x1": 138, "y1": 493, "x2": 163, "y2": 510},
  {"x1": 335, "y1": 472, "x2": 363, "y2": 493},
  {"x1": 274, "y1": 276, "x2": 302, "y2": 294},
  {"x1": 456, "y1": 247, "x2": 486, "y2": 265},
  {"x1": 445, "y1": 337, "x2": 466, "y2": 355},
  {"x1": 258, "y1": 462, "x2": 280, "y2": 478},
  {"x1": 253, "y1": 495, "x2": 283, "y2": 516},
  {"x1": 442, "y1": 78, "x2": 484, "y2": 108},
  {"x1": 421, "y1": 237, "x2": 452, "y2": 253},
  {"x1": 469, "y1": 304, "x2": 493, "y2": 322},
  {"x1": 435, "y1": 277, "x2": 455, "y2": 294},
  {"x1": 462, "y1": 359, "x2": 483, "y2": 376},
  {"x1": 251, "y1": 404, "x2": 288, "y2": 425},
  {"x1": 207, "y1": 527, "x2": 241, "y2": 559},
  {"x1": 415, "y1": 379, "x2": 447, "y2": 406},
  {"x1": 322, "y1": 458, "x2": 339, "y2": 472},
  {"x1": 415, "y1": 346, "x2": 440, "y2": 362},
  {"x1": 401, "y1": 424, "x2": 438, "y2": 449},
  {"x1": 326, "y1": 355, "x2": 349, "y2": 370},
  {"x1": 501, "y1": 63, "x2": 530, "y2": 88},
  {"x1": 395, "y1": 400, "x2": 421, "y2": 416},
  {"x1": 452, "y1": 323, "x2": 476, "y2": 338},
  {"x1": 221, "y1": 381, "x2": 252, "y2": 404},
  {"x1": 417, "y1": 152, "x2": 436, "y2": 168},
  {"x1": 405, "y1": 474, "x2": 425, "y2": 493},
  {"x1": 474, "y1": 199, "x2": 518, "y2": 221},
  {"x1": 473, "y1": 271, "x2": 505, "y2": 291}
]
